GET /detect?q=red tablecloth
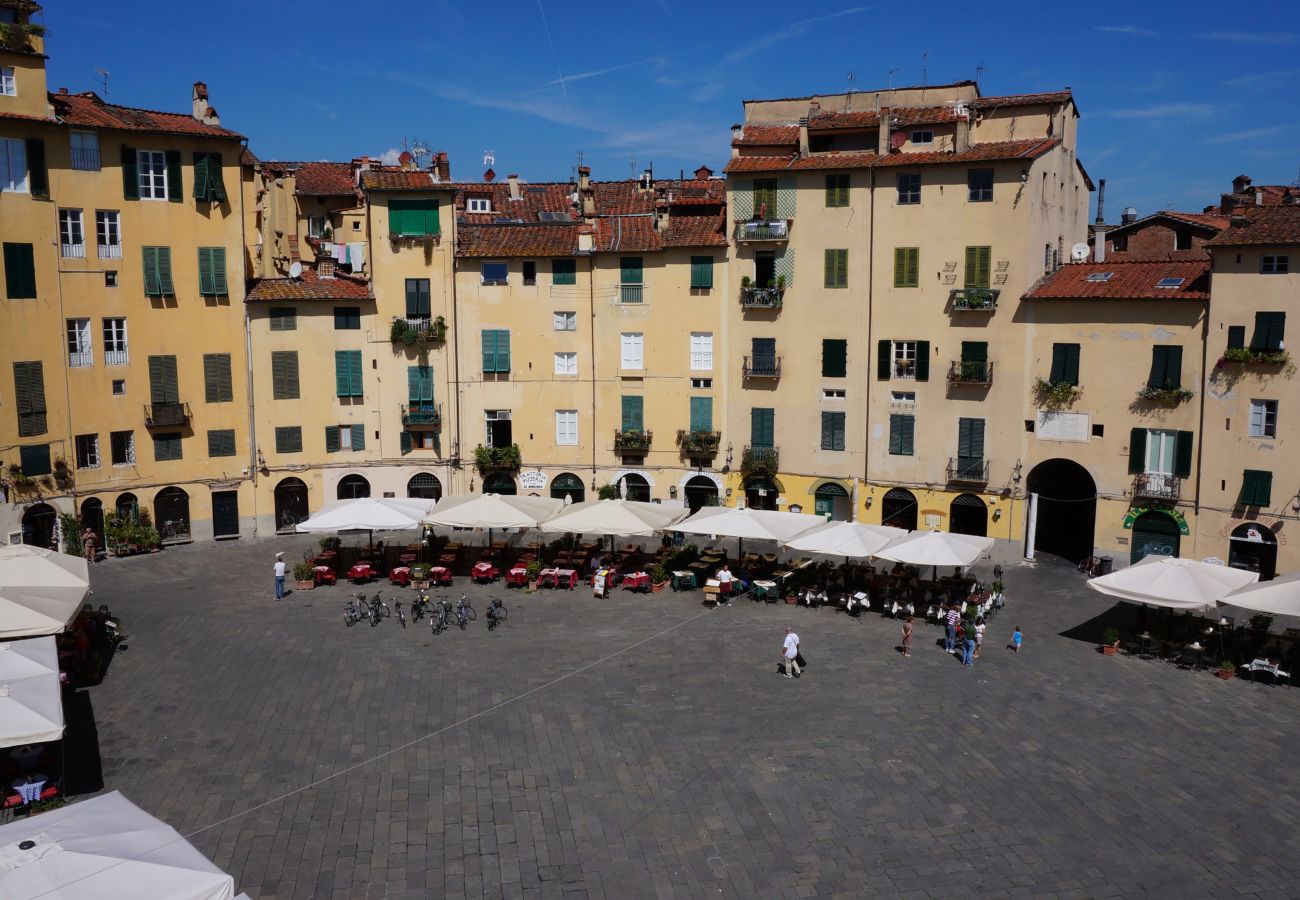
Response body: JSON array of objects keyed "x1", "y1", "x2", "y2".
[
  {"x1": 389, "y1": 566, "x2": 411, "y2": 587},
  {"x1": 313, "y1": 566, "x2": 336, "y2": 586},
  {"x1": 430, "y1": 566, "x2": 452, "y2": 584},
  {"x1": 622, "y1": 571, "x2": 651, "y2": 591},
  {"x1": 347, "y1": 564, "x2": 374, "y2": 582},
  {"x1": 472, "y1": 562, "x2": 499, "y2": 581},
  {"x1": 506, "y1": 567, "x2": 528, "y2": 586}
]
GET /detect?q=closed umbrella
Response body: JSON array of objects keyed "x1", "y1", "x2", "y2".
[
  {"x1": 539, "y1": 499, "x2": 688, "y2": 537},
  {"x1": 1222, "y1": 570, "x2": 1300, "y2": 617},
  {"x1": 1086, "y1": 555, "x2": 1258, "y2": 611},
  {"x1": 784, "y1": 521, "x2": 906, "y2": 559},
  {"x1": 0, "y1": 546, "x2": 90, "y2": 639},
  {"x1": 0, "y1": 636, "x2": 64, "y2": 748}
]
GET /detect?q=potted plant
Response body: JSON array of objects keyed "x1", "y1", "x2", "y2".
[
  {"x1": 1217, "y1": 659, "x2": 1236, "y2": 681},
  {"x1": 526, "y1": 559, "x2": 542, "y2": 589},
  {"x1": 775, "y1": 274, "x2": 786, "y2": 293},
  {"x1": 650, "y1": 564, "x2": 669, "y2": 594},
  {"x1": 320, "y1": 535, "x2": 341, "y2": 552},
  {"x1": 785, "y1": 592, "x2": 797, "y2": 605},
  {"x1": 411, "y1": 564, "x2": 430, "y2": 590},
  {"x1": 293, "y1": 562, "x2": 316, "y2": 590},
  {"x1": 740, "y1": 275, "x2": 751, "y2": 289},
  {"x1": 1101, "y1": 627, "x2": 1120, "y2": 656}
]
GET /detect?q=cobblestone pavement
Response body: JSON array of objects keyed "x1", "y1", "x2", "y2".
[{"x1": 78, "y1": 535, "x2": 1300, "y2": 899}]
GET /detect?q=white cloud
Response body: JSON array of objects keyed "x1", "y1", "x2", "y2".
[
  {"x1": 1100, "y1": 102, "x2": 1217, "y2": 120},
  {"x1": 1094, "y1": 25, "x2": 1160, "y2": 37},
  {"x1": 1199, "y1": 31, "x2": 1300, "y2": 46},
  {"x1": 376, "y1": 147, "x2": 402, "y2": 165},
  {"x1": 1201, "y1": 125, "x2": 1291, "y2": 146},
  {"x1": 1224, "y1": 67, "x2": 1300, "y2": 88}
]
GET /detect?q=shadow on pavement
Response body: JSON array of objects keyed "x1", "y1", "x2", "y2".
[{"x1": 61, "y1": 689, "x2": 105, "y2": 796}]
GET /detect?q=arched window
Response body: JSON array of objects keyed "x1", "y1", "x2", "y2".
[
  {"x1": 407, "y1": 473, "x2": 442, "y2": 500},
  {"x1": 550, "y1": 473, "x2": 585, "y2": 503},
  {"x1": 337, "y1": 474, "x2": 371, "y2": 500}
]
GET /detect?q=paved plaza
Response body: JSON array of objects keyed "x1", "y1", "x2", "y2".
[{"x1": 79, "y1": 535, "x2": 1300, "y2": 899}]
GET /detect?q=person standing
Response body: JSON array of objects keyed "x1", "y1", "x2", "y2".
[
  {"x1": 944, "y1": 604, "x2": 959, "y2": 653},
  {"x1": 82, "y1": 527, "x2": 97, "y2": 564},
  {"x1": 962, "y1": 624, "x2": 977, "y2": 667},
  {"x1": 974, "y1": 616, "x2": 986, "y2": 659},
  {"x1": 1011, "y1": 626, "x2": 1023, "y2": 653},
  {"x1": 780, "y1": 626, "x2": 801, "y2": 678},
  {"x1": 273, "y1": 552, "x2": 287, "y2": 601},
  {"x1": 901, "y1": 616, "x2": 914, "y2": 658},
  {"x1": 717, "y1": 564, "x2": 734, "y2": 606}
]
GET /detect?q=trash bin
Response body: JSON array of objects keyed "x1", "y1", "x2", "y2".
[{"x1": 1098, "y1": 556, "x2": 1113, "y2": 576}]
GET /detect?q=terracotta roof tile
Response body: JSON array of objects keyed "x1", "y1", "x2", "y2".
[
  {"x1": 733, "y1": 124, "x2": 800, "y2": 146},
  {"x1": 457, "y1": 223, "x2": 579, "y2": 257},
  {"x1": 51, "y1": 92, "x2": 243, "y2": 139},
  {"x1": 594, "y1": 216, "x2": 659, "y2": 252},
  {"x1": 0, "y1": 109, "x2": 54, "y2": 125},
  {"x1": 723, "y1": 155, "x2": 797, "y2": 173},
  {"x1": 1024, "y1": 260, "x2": 1210, "y2": 301},
  {"x1": 1108, "y1": 210, "x2": 1229, "y2": 236},
  {"x1": 360, "y1": 169, "x2": 454, "y2": 191},
  {"x1": 240, "y1": 146, "x2": 260, "y2": 166},
  {"x1": 969, "y1": 90, "x2": 1072, "y2": 110},
  {"x1": 1206, "y1": 206, "x2": 1300, "y2": 247},
  {"x1": 788, "y1": 152, "x2": 879, "y2": 170},
  {"x1": 454, "y1": 182, "x2": 578, "y2": 224},
  {"x1": 661, "y1": 210, "x2": 728, "y2": 248},
  {"x1": 290, "y1": 162, "x2": 354, "y2": 196},
  {"x1": 871, "y1": 138, "x2": 1059, "y2": 166},
  {"x1": 245, "y1": 269, "x2": 372, "y2": 302}
]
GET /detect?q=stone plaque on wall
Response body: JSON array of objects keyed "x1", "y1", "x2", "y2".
[{"x1": 1036, "y1": 411, "x2": 1090, "y2": 443}]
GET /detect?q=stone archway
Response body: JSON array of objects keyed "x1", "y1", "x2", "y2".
[
  {"x1": 881, "y1": 488, "x2": 917, "y2": 531},
  {"x1": 337, "y1": 474, "x2": 371, "y2": 499},
  {"x1": 114, "y1": 493, "x2": 139, "y2": 521},
  {"x1": 1026, "y1": 458, "x2": 1097, "y2": 564},
  {"x1": 483, "y1": 472, "x2": 517, "y2": 495},
  {"x1": 154, "y1": 487, "x2": 191, "y2": 542},
  {"x1": 1130, "y1": 509, "x2": 1181, "y2": 564},
  {"x1": 549, "y1": 473, "x2": 585, "y2": 504},
  {"x1": 407, "y1": 473, "x2": 442, "y2": 501},
  {"x1": 813, "y1": 482, "x2": 851, "y2": 521},
  {"x1": 275, "y1": 477, "x2": 309, "y2": 532},
  {"x1": 1229, "y1": 522, "x2": 1277, "y2": 580},
  {"x1": 949, "y1": 493, "x2": 988, "y2": 537},
  {"x1": 21, "y1": 503, "x2": 57, "y2": 549},
  {"x1": 80, "y1": 497, "x2": 105, "y2": 551},
  {"x1": 744, "y1": 476, "x2": 780, "y2": 511},
  {"x1": 683, "y1": 475, "x2": 720, "y2": 513},
  {"x1": 619, "y1": 473, "x2": 651, "y2": 502}
]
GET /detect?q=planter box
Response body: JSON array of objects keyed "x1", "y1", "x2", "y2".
[
  {"x1": 785, "y1": 595, "x2": 797, "y2": 605},
  {"x1": 412, "y1": 580, "x2": 430, "y2": 591},
  {"x1": 295, "y1": 580, "x2": 315, "y2": 590},
  {"x1": 1217, "y1": 670, "x2": 1235, "y2": 680},
  {"x1": 1101, "y1": 644, "x2": 1118, "y2": 656},
  {"x1": 651, "y1": 581, "x2": 667, "y2": 594}
]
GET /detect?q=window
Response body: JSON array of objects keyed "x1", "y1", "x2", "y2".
[
  {"x1": 18, "y1": 444, "x2": 50, "y2": 477},
  {"x1": 1249, "y1": 399, "x2": 1278, "y2": 438},
  {"x1": 481, "y1": 261, "x2": 508, "y2": 285},
  {"x1": 191, "y1": 152, "x2": 226, "y2": 203},
  {"x1": 105, "y1": 271, "x2": 117, "y2": 287},
  {"x1": 274, "y1": 426, "x2": 302, "y2": 454},
  {"x1": 552, "y1": 259, "x2": 576, "y2": 285},
  {"x1": 137, "y1": 150, "x2": 168, "y2": 200},
  {"x1": 66, "y1": 319, "x2": 92, "y2": 367},
  {"x1": 1148, "y1": 346, "x2": 1183, "y2": 390},
  {"x1": 751, "y1": 337, "x2": 777, "y2": 374},
  {"x1": 891, "y1": 391, "x2": 916, "y2": 406},
  {"x1": 896, "y1": 173, "x2": 921, "y2": 205},
  {"x1": 197, "y1": 247, "x2": 227, "y2": 295},
  {"x1": 964, "y1": 246, "x2": 992, "y2": 288},
  {"x1": 334, "y1": 306, "x2": 361, "y2": 330},
  {"x1": 1240, "y1": 469, "x2": 1273, "y2": 507},
  {"x1": 620, "y1": 332, "x2": 644, "y2": 370},
  {"x1": 1049, "y1": 343, "x2": 1081, "y2": 385},
  {"x1": 823, "y1": 388, "x2": 846, "y2": 399},
  {"x1": 1, "y1": 138, "x2": 26, "y2": 192},
  {"x1": 12, "y1": 361, "x2": 46, "y2": 436},
  {"x1": 307, "y1": 216, "x2": 326, "y2": 238},
  {"x1": 522, "y1": 261, "x2": 537, "y2": 285},
  {"x1": 894, "y1": 247, "x2": 919, "y2": 288},
  {"x1": 822, "y1": 339, "x2": 847, "y2": 377},
  {"x1": 325, "y1": 424, "x2": 365, "y2": 453},
  {"x1": 690, "y1": 378, "x2": 712, "y2": 389},
  {"x1": 466, "y1": 195, "x2": 491, "y2": 213},
  {"x1": 1143, "y1": 429, "x2": 1180, "y2": 476},
  {"x1": 968, "y1": 168, "x2": 994, "y2": 202},
  {"x1": 269, "y1": 307, "x2": 296, "y2": 331},
  {"x1": 3, "y1": 242, "x2": 36, "y2": 298},
  {"x1": 889, "y1": 413, "x2": 915, "y2": 455},
  {"x1": 555, "y1": 410, "x2": 578, "y2": 445},
  {"x1": 481, "y1": 330, "x2": 511, "y2": 373},
  {"x1": 388, "y1": 198, "x2": 439, "y2": 235},
  {"x1": 1155, "y1": 277, "x2": 1185, "y2": 289},
  {"x1": 110, "y1": 430, "x2": 135, "y2": 465},
  {"x1": 207, "y1": 429, "x2": 237, "y2": 458},
  {"x1": 75, "y1": 434, "x2": 100, "y2": 469},
  {"x1": 403, "y1": 278, "x2": 433, "y2": 320},
  {"x1": 619, "y1": 257, "x2": 643, "y2": 304},
  {"x1": 111, "y1": 379, "x2": 125, "y2": 396},
  {"x1": 334, "y1": 350, "x2": 363, "y2": 398},
  {"x1": 752, "y1": 178, "x2": 778, "y2": 219},
  {"x1": 1174, "y1": 231, "x2": 1192, "y2": 251},
  {"x1": 824, "y1": 248, "x2": 848, "y2": 288},
  {"x1": 821, "y1": 412, "x2": 846, "y2": 450},
  {"x1": 103, "y1": 318, "x2": 128, "y2": 365},
  {"x1": 1085, "y1": 271, "x2": 1114, "y2": 283},
  {"x1": 689, "y1": 396, "x2": 713, "y2": 432},
  {"x1": 957, "y1": 418, "x2": 985, "y2": 468},
  {"x1": 0, "y1": 66, "x2": 13, "y2": 96},
  {"x1": 690, "y1": 255, "x2": 714, "y2": 290},
  {"x1": 825, "y1": 174, "x2": 849, "y2": 207},
  {"x1": 911, "y1": 130, "x2": 934, "y2": 145},
  {"x1": 892, "y1": 341, "x2": 917, "y2": 379},
  {"x1": 553, "y1": 311, "x2": 577, "y2": 331},
  {"x1": 203, "y1": 353, "x2": 232, "y2": 403},
  {"x1": 96, "y1": 211, "x2": 121, "y2": 258},
  {"x1": 147, "y1": 355, "x2": 179, "y2": 406},
  {"x1": 690, "y1": 332, "x2": 713, "y2": 371},
  {"x1": 153, "y1": 432, "x2": 183, "y2": 461},
  {"x1": 750, "y1": 407, "x2": 775, "y2": 448},
  {"x1": 407, "y1": 365, "x2": 434, "y2": 410},
  {"x1": 554, "y1": 351, "x2": 577, "y2": 375},
  {"x1": 1250, "y1": 312, "x2": 1285, "y2": 351},
  {"x1": 484, "y1": 410, "x2": 512, "y2": 448},
  {"x1": 141, "y1": 246, "x2": 174, "y2": 296},
  {"x1": 270, "y1": 351, "x2": 297, "y2": 399},
  {"x1": 59, "y1": 209, "x2": 85, "y2": 258},
  {"x1": 1262, "y1": 255, "x2": 1289, "y2": 274}
]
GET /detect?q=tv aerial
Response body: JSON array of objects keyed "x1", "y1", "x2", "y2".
[{"x1": 94, "y1": 67, "x2": 110, "y2": 96}]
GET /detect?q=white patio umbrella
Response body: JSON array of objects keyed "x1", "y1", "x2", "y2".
[
  {"x1": 539, "y1": 499, "x2": 689, "y2": 537},
  {"x1": 673, "y1": 506, "x2": 826, "y2": 557},
  {"x1": 0, "y1": 636, "x2": 64, "y2": 748},
  {"x1": 0, "y1": 790, "x2": 236, "y2": 899},
  {"x1": 0, "y1": 545, "x2": 90, "y2": 640},
  {"x1": 425, "y1": 493, "x2": 562, "y2": 530},
  {"x1": 295, "y1": 497, "x2": 434, "y2": 533},
  {"x1": 784, "y1": 521, "x2": 907, "y2": 560},
  {"x1": 1086, "y1": 555, "x2": 1259, "y2": 611},
  {"x1": 1222, "y1": 570, "x2": 1300, "y2": 617},
  {"x1": 873, "y1": 530, "x2": 994, "y2": 568}
]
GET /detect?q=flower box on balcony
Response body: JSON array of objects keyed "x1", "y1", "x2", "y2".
[
  {"x1": 1033, "y1": 377, "x2": 1081, "y2": 408},
  {"x1": 677, "y1": 430, "x2": 721, "y2": 457},
  {"x1": 1216, "y1": 348, "x2": 1290, "y2": 367},
  {"x1": 614, "y1": 429, "x2": 653, "y2": 453},
  {"x1": 741, "y1": 446, "x2": 779, "y2": 476},
  {"x1": 474, "y1": 444, "x2": 521, "y2": 474},
  {"x1": 1136, "y1": 384, "x2": 1193, "y2": 403}
]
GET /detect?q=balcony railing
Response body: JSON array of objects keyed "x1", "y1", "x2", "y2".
[
  {"x1": 67, "y1": 349, "x2": 92, "y2": 368},
  {"x1": 740, "y1": 286, "x2": 783, "y2": 309},
  {"x1": 402, "y1": 402, "x2": 442, "y2": 428},
  {"x1": 474, "y1": 443, "x2": 521, "y2": 473},
  {"x1": 947, "y1": 457, "x2": 990, "y2": 484},
  {"x1": 742, "y1": 445, "x2": 780, "y2": 476},
  {"x1": 743, "y1": 355, "x2": 782, "y2": 378},
  {"x1": 613, "y1": 429, "x2": 653, "y2": 454},
  {"x1": 98, "y1": 243, "x2": 122, "y2": 259},
  {"x1": 1132, "y1": 473, "x2": 1180, "y2": 503},
  {"x1": 144, "y1": 402, "x2": 191, "y2": 428},
  {"x1": 677, "y1": 429, "x2": 721, "y2": 458},
  {"x1": 61, "y1": 242, "x2": 85, "y2": 259},
  {"x1": 619, "y1": 283, "x2": 644, "y2": 304},
  {"x1": 735, "y1": 219, "x2": 790, "y2": 241},
  {"x1": 104, "y1": 349, "x2": 129, "y2": 366},
  {"x1": 893, "y1": 360, "x2": 917, "y2": 379},
  {"x1": 947, "y1": 359, "x2": 994, "y2": 385},
  {"x1": 950, "y1": 288, "x2": 999, "y2": 311}
]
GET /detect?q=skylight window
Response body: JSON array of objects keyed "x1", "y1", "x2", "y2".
[
  {"x1": 1085, "y1": 272, "x2": 1114, "y2": 282},
  {"x1": 1155, "y1": 277, "x2": 1185, "y2": 288}
]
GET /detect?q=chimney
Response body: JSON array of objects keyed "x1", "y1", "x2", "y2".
[
  {"x1": 730, "y1": 123, "x2": 742, "y2": 144},
  {"x1": 655, "y1": 198, "x2": 670, "y2": 231},
  {"x1": 578, "y1": 166, "x2": 596, "y2": 220},
  {"x1": 798, "y1": 119, "x2": 810, "y2": 156},
  {"x1": 507, "y1": 173, "x2": 521, "y2": 201},
  {"x1": 1255, "y1": 189, "x2": 1264, "y2": 207},
  {"x1": 638, "y1": 167, "x2": 654, "y2": 193},
  {"x1": 1232, "y1": 174, "x2": 1252, "y2": 194},
  {"x1": 191, "y1": 82, "x2": 218, "y2": 126},
  {"x1": 1230, "y1": 214, "x2": 1249, "y2": 227},
  {"x1": 954, "y1": 116, "x2": 971, "y2": 153},
  {"x1": 1121, "y1": 206, "x2": 1137, "y2": 225},
  {"x1": 1093, "y1": 225, "x2": 1107, "y2": 263},
  {"x1": 577, "y1": 224, "x2": 594, "y2": 253},
  {"x1": 876, "y1": 108, "x2": 892, "y2": 156},
  {"x1": 1095, "y1": 178, "x2": 1106, "y2": 225},
  {"x1": 694, "y1": 165, "x2": 712, "y2": 181},
  {"x1": 435, "y1": 152, "x2": 450, "y2": 182}
]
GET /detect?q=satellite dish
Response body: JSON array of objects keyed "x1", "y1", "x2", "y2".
[
  {"x1": 1071, "y1": 242, "x2": 1089, "y2": 261},
  {"x1": 288, "y1": 261, "x2": 302, "y2": 279}
]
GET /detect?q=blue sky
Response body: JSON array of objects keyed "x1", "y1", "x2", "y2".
[{"x1": 46, "y1": 0, "x2": 1298, "y2": 218}]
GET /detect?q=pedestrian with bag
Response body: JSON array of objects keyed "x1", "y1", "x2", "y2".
[
  {"x1": 780, "y1": 625, "x2": 801, "y2": 678},
  {"x1": 944, "y1": 603, "x2": 959, "y2": 653}
]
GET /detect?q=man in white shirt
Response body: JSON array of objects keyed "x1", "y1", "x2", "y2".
[
  {"x1": 274, "y1": 552, "x2": 287, "y2": 601},
  {"x1": 780, "y1": 626, "x2": 800, "y2": 678},
  {"x1": 717, "y1": 564, "x2": 734, "y2": 605}
]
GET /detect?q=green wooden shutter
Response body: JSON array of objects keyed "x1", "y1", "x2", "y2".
[
  {"x1": 275, "y1": 426, "x2": 302, "y2": 454},
  {"x1": 324, "y1": 427, "x2": 340, "y2": 453},
  {"x1": 894, "y1": 247, "x2": 919, "y2": 287},
  {"x1": 823, "y1": 249, "x2": 847, "y2": 288},
  {"x1": 1128, "y1": 428, "x2": 1146, "y2": 474},
  {"x1": 192, "y1": 153, "x2": 209, "y2": 200},
  {"x1": 822, "y1": 339, "x2": 847, "y2": 377},
  {"x1": 269, "y1": 308, "x2": 296, "y2": 331},
  {"x1": 751, "y1": 408, "x2": 774, "y2": 448},
  {"x1": 13, "y1": 361, "x2": 47, "y2": 436},
  {"x1": 121, "y1": 145, "x2": 139, "y2": 199},
  {"x1": 271, "y1": 351, "x2": 299, "y2": 400},
  {"x1": 961, "y1": 341, "x2": 988, "y2": 363},
  {"x1": 620, "y1": 257, "x2": 643, "y2": 285},
  {"x1": 423, "y1": 201, "x2": 439, "y2": 235},
  {"x1": 165, "y1": 150, "x2": 182, "y2": 202},
  {"x1": 19, "y1": 444, "x2": 51, "y2": 476},
  {"x1": 900, "y1": 415, "x2": 914, "y2": 455},
  {"x1": 207, "y1": 429, "x2": 236, "y2": 457},
  {"x1": 1241, "y1": 470, "x2": 1273, "y2": 507},
  {"x1": 958, "y1": 418, "x2": 985, "y2": 461},
  {"x1": 964, "y1": 246, "x2": 991, "y2": 288},
  {"x1": 894, "y1": 248, "x2": 907, "y2": 287},
  {"x1": 1051, "y1": 343, "x2": 1080, "y2": 384},
  {"x1": 408, "y1": 366, "x2": 433, "y2": 403},
  {"x1": 199, "y1": 248, "x2": 226, "y2": 294},
  {"x1": 481, "y1": 330, "x2": 495, "y2": 372},
  {"x1": 821, "y1": 412, "x2": 833, "y2": 450},
  {"x1": 689, "y1": 396, "x2": 712, "y2": 432},
  {"x1": 158, "y1": 247, "x2": 174, "y2": 294},
  {"x1": 142, "y1": 247, "x2": 159, "y2": 295},
  {"x1": 915, "y1": 341, "x2": 930, "y2": 381},
  {"x1": 621, "y1": 396, "x2": 644, "y2": 431},
  {"x1": 147, "y1": 355, "x2": 178, "y2": 404},
  {"x1": 877, "y1": 339, "x2": 892, "y2": 380},
  {"x1": 3, "y1": 242, "x2": 37, "y2": 298},
  {"x1": 1227, "y1": 325, "x2": 1245, "y2": 350},
  {"x1": 335, "y1": 351, "x2": 351, "y2": 397},
  {"x1": 888, "y1": 414, "x2": 903, "y2": 454},
  {"x1": 350, "y1": 351, "x2": 363, "y2": 397},
  {"x1": 906, "y1": 248, "x2": 919, "y2": 287},
  {"x1": 400, "y1": 431, "x2": 412, "y2": 455},
  {"x1": 198, "y1": 248, "x2": 213, "y2": 295},
  {"x1": 1064, "y1": 344, "x2": 1080, "y2": 385},
  {"x1": 1251, "y1": 312, "x2": 1286, "y2": 351},
  {"x1": 552, "y1": 259, "x2": 576, "y2": 285},
  {"x1": 690, "y1": 256, "x2": 713, "y2": 289},
  {"x1": 1149, "y1": 346, "x2": 1182, "y2": 389},
  {"x1": 192, "y1": 152, "x2": 226, "y2": 202},
  {"x1": 212, "y1": 248, "x2": 227, "y2": 294},
  {"x1": 25, "y1": 139, "x2": 48, "y2": 200},
  {"x1": 351, "y1": 423, "x2": 365, "y2": 451},
  {"x1": 498, "y1": 330, "x2": 510, "y2": 372},
  {"x1": 203, "y1": 353, "x2": 232, "y2": 403},
  {"x1": 1174, "y1": 431, "x2": 1194, "y2": 478}
]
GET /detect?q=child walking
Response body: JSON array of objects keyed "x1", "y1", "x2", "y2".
[
  {"x1": 974, "y1": 616, "x2": 986, "y2": 659},
  {"x1": 1011, "y1": 625, "x2": 1023, "y2": 653}
]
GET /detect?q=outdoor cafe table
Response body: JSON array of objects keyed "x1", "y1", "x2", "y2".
[
  {"x1": 313, "y1": 566, "x2": 337, "y2": 586},
  {"x1": 472, "y1": 561, "x2": 500, "y2": 582},
  {"x1": 11, "y1": 774, "x2": 46, "y2": 805},
  {"x1": 671, "y1": 570, "x2": 697, "y2": 591},
  {"x1": 540, "y1": 568, "x2": 578, "y2": 589},
  {"x1": 752, "y1": 580, "x2": 777, "y2": 602},
  {"x1": 347, "y1": 563, "x2": 376, "y2": 583},
  {"x1": 622, "y1": 571, "x2": 651, "y2": 593},
  {"x1": 429, "y1": 566, "x2": 452, "y2": 585},
  {"x1": 506, "y1": 566, "x2": 528, "y2": 587},
  {"x1": 389, "y1": 566, "x2": 411, "y2": 587}
]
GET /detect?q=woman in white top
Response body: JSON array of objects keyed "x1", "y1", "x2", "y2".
[{"x1": 974, "y1": 616, "x2": 986, "y2": 659}]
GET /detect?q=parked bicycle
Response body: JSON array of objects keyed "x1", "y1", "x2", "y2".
[
  {"x1": 486, "y1": 598, "x2": 507, "y2": 631},
  {"x1": 410, "y1": 593, "x2": 431, "y2": 623},
  {"x1": 431, "y1": 597, "x2": 452, "y2": 635},
  {"x1": 395, "y1": 599, "x2": 406, "y2": 628},
  {"x1": 344, "y1": 594, "x2": 367, "y2": 627},
  {"x1": 1078, "y1": 556, "x2": 1104, "y2": 578},
  {"x1": 367, "y1": 593, "x2": 391, "y2": 627},
  {"x1": 278, "y1": 510, "x2": 306, "y2": 532},
  {"x1": 159, "y1": 519, "x2": 188, "y2": 542},
  {"x1": 455, "y1": 595, "x2": 476, "y2": 630}
]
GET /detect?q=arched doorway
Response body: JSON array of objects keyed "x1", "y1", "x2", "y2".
[
  {"x1": 949, "y1": 493, "x2": 988, "y2": 537},
  {"x1": 1229, "y1": 522, "x2": 1277, "y2": 580},
  {"x1": 619, "y1": 473, "x2": 650, "y2": 502},
  {"x1": 21, "y1": 503, "x2": 57, "y2": 549},
  {"x1": 744, "y1": 477, "x2": 778, "y2": 511},
  {"x1": 684, "y1": 475, "x2": 719, "y2": 513},
  {"x1": 483, "y1": 472, "x2": 516, "y2": 495},
  {"x1": 550, "y1": 473, "x2": 585, "y2": 504},
  {"x1": 881, "y1": 488, "x2": 917, "y2": 531},
  {"x1": 80, "y1": 498, "x2": 105, "y2": 552},
  {"x1": 1026, "y1": 459, "x2": 1097, "y2": 564},
  {"x1": 1130, "y1": 509, "x2": 1180, "y2": 564},
  {"x1": 115, "y1": 493, "x2": 139, "y2": 521},
  {"x1": 154, "y1": 487, "x2": 191, "y2": 542},
  {"x1": 337, "y1": 474, "x2": 370, "y2": 499},
  {"x1": 274, "y1": 477, "x2": 309, "y2": 532},
  {"x1": 814, "y1": 483, "x2": 851, "y2": 520},
  {"x1": 407, "y1": 473, "x2": 442, "y2": 501}
]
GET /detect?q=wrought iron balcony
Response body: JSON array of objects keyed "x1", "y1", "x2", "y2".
[
  {"x1": 735, "y1": 219, "x2": 790, "y2": 241},
  {"x1": 740, "y1": 286, "x2": 784, "y2": 309},
  {"x1": 947, "y1": 360, "x2": 994, "y2": 385},
  {"x1": 742, "y1": 355, "x2": 782, "y2": 378},
  {"x1": 949, "y1": 288, "x2": 999, "y2": 311},
  {"x1": 474, "y1": 443, "x2": 521, "y2": 472},
  {"x1": 144, "y1": 402, "x2": 191, "y2": 428},
  {"x1": 947, "y1": 457, "x2": 990, "y2": 484},
  {"x1": 1132, "y1": 473, "x2": 1180, "y2": 503},
  {"x1": 613, "y1": 429, "x2": 652, "y2": 454},
  {"x1": 742, "y1": 445, "x2": 779, "y2": 476},
  {"x1": 402, "y1": 402, "x2": 442, "y2": 428},
  {"x1": 618, "y1": 283, "x2": 644, "y2": 304},
  {"x1": 677, "y1": 429, "x2": 721, "y2": 458}
]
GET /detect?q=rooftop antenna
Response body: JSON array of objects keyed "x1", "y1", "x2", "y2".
[
  {"x1": 629, "y1": 156, "x2": 638, "y2": 178},
  {"x1": 94, "y1": 67, "x2": 110, "y2": 96},
  {"x1": 483, "y1": 150, "x2": 495, "y2": 168},
  {"x1": 921, "y1": 50, "x2": 928, "y2": 87},
  {"x1": 975, "y1": 63, "x2": 985, "y2": 87},
  {"x1": 844, "y1": 72, "x2": 855, "y2": 111},
  {"x1": 888, "y1": 67, "x2": 901, "y2": 89}
]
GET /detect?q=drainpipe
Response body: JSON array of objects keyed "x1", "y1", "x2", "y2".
[
  {"x1": 863, "y1": 167, "x2": 877, "y2": 498},
  {"x1": 239, "y1": 139, "x2": 258, "y2": 536},
  {"x1": 1193, "y1": 298, "x2": 1209, "y2": 522},
  {"x1": 449, "y1": 211, "x2": 463, "y2": 490},
  {"x1": 588, "y1": 253, "x2": 598, "y2": 488}
]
